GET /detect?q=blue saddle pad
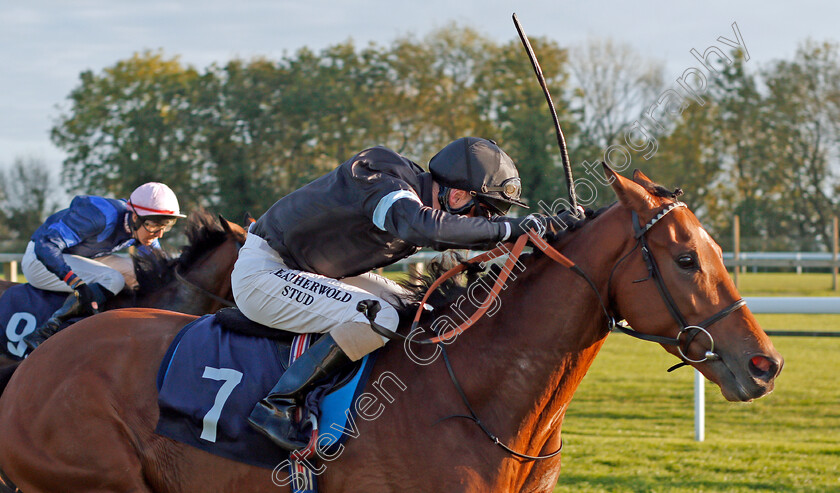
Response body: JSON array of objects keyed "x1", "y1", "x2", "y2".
[
  {"x1": 155, "y1": 314, "x2": 376, "y2": 470},
  {"x1": 0, "y1": 284, "x2": 66, "y2": 359}
]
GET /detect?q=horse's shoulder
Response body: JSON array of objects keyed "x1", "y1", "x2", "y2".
[
  {"x1": 71, "y1": 309, "x2": 198, "y2": 342},
  {"x1": 100, "y1": 307, "x2": 198, "y2": 320}
]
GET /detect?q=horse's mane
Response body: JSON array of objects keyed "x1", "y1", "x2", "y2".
[
  {"x1": 651, "y1": 185, "x2": 683, "y2": 200},
  {"x1": 132, "y1": 209, "x2": 227, "y2": 295},
  {"x1": 394, "y1": 205, "x2": 613, "y2": 322}
]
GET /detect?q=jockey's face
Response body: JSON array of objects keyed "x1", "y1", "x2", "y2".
[
  {"x1": 132, "y1": 213, "x2": 169, "y2": 246},
  {"x1": 446, "y1": 188, "x2": 479, "y2": 217}
]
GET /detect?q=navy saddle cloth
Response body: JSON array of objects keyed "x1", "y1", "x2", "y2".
[
  {"x1": 155, "y1": 313, "x2": 376, "y2": 469},
  {"x1": 0, "y1": 284, "x2": 66, "y2": 359}
]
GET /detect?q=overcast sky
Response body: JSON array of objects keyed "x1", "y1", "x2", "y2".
[{"x1": 1, "y1": 0, "x2": 836, "y2": 174}]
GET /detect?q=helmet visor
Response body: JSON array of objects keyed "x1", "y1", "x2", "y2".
[{"x1": 476, "y1": 196, "x2": 512, "y2": 216}]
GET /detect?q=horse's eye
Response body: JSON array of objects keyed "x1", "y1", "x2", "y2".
[{"x1": 677, "y1": 254, "x2": 697, "y2": 270}]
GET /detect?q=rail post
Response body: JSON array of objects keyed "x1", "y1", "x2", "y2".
[
  {"x1": 733, "y1": 215, "x2": 740, "y2": 288},
  {"x1": 694, "y1": 369, "x2": 705, "y2": 442},
  {"x1": 1, "y1": 257, "x2": 20, "y2": 282}
]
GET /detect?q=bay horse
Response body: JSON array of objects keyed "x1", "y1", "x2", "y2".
[
  {"x1": 0, "y1": 167, "x2": 782, "y2": 492},
  {"x1": 0, "y1": 209, "x2": 247, "y2": 373}
]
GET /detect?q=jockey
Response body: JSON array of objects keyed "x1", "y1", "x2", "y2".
[
  {"x1": 233, "y1": 137, "x2": 584, "y2": 450},
  {"x1": 21, "y1": 182, "x2": 186, "y2": 350}
]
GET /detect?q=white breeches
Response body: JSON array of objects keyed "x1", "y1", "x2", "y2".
[
  {"x1": 231, "y1": 234, "x2": 405, "y2": 360},
  {"x1": 21, "y1": 241, "x2": 135, "y2": 295}
]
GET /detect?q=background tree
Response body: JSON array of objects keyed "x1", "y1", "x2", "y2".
[
  {"x1": 44, "y1": 26, "x2": 840, "y2": 253},
  {"x1": 0, "y1": 157, "x2": 61, "y2": 251},
  {"x1": 51, "y1": 50, "x2": 205, "y2": 209},
  {"x1": 479, "y1": 36, "x2": 576, "y2": 209},
  {"x1": 760, "y1": 40, "x2": 840, "y2": 250},
  {"x1": 386, "y1": 25, "x2": 498, "y2": 160},
  {"x1": 644, "y1": 101, "x2": 728, "y2": 233},
  {"x1": 567, "y1": 39, "x2": 665, "y2": 153},
  {"x1": 565, "y1": 39, "x2": 666, "y2": 210}
]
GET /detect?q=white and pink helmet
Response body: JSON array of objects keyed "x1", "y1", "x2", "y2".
[{"x1": 127, "y1": 182, "x2": 186, "y2": 218}]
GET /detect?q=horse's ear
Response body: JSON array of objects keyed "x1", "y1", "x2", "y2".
[
  {"x1": 632, "y1": 168, "x2": 658, "y2": 193},
  {"x1": 218, "y1": 214, "x2": 234, "y2": 236},
  {"x1": 603, "y1": 163, "x2": 657, "y2": 212},
  {"x1": 243, "y1": 212, "x2": 255, "y2": 225}
]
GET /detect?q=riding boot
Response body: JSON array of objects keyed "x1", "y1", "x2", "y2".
[
  {"x1": 23, "y1": 282, "x2": 115, "y2": 351},
  {"x1": 23, "y1": 292, "x2": 88, "y2": 351},
  {"x1": 248, "y1": 333, "x2": 351, "y2": 451}
]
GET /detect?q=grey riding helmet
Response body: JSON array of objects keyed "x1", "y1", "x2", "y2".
[{"x1": 429, "y1": 137, "x2": 528, "y2": 215}]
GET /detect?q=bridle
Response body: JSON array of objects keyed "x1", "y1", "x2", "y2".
[
  {"x1": 607, "y1": 202, "x2": 746, "y2": 370},
  {"x1": 358, "y1": 200, "x2": 746, "y2": 460}
]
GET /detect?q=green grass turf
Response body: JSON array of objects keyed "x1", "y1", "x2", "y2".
[
  {"x1": 553, "y1": 329, "x2": 839, "y2": 492},
  {"x1": 730, "y1": 272, "x2": 840, "y2": 297}
]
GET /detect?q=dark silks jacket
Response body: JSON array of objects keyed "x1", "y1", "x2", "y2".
[{"x1": 251, "y1": 146, "x2": 507, "y2": 279}]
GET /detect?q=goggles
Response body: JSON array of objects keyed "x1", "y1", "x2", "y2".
[
  {"x1": 141, "y1": 217, "x2": 176, "y2": 234},
  {"x1": 476, "y1": 177, "x2": 522, "y2": 216},
  {"x1": 480, "y1": 177, "x2": 522, "y2": 201}
]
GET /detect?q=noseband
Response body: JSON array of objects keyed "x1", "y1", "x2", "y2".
[{"x1": 610, "y1": 202, "x2": 746, "y2": 369}]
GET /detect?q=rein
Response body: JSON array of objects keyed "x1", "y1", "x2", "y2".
[
  {"x1": 174, "y1": 268, "x2": 236, "y2": 308},
  {"x1": 0, "y1": 464, "x2": 21, "y2": 493},
  {"x1": 359, "y1": 201, "x2": 746, "y2": 461},
  {"x1": 357, "y1": 228, "x2": 595, "y2": 461}
]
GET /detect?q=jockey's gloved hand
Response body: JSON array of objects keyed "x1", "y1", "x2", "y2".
[
  {"x1": 547, "y1": 208, "x2": 588, "y2": 236},
  {"x1": 498, "y1": 214, "x2": 551, "y2": 241},
  {"x1": 75, "y1": 282, "x2": 108, "y2": 313}
]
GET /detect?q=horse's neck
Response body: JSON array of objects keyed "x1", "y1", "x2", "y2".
[
  {"x1": 113, "y1": 256, "x2": 231, "y2": 314},
  {"x1": 444, "y1": 206, "x2": 633, "y2": 487},
  {"x1": 160, "y1": 266, "x2": 230, "y2": 315}
]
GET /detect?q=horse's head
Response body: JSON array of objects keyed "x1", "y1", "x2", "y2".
[
  {"x1": 179, "y1": 213, "x2": 249, "y2": 311},
  {"x1": 604, "y1": 165, "x2": 783, "y2": 402},
  {"x1": 132, "y1": 210, "x2": 249, "y2": 314}
]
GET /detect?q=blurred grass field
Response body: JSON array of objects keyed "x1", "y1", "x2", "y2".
[
  {"x1": 732, "y1": 272, "x2": 840, "y2": 297},
  {"x1": 551, "y1": 272, "x2": 840, "y2": 492},
  {"x1": 555, "y1": 326, "x2": 839, "y2": 492}
]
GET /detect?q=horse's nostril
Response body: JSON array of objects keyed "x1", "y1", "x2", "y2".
[
  {"x1": 751, "y1": 356, "x2": 770, "y2": 372},
  {"x1": 749, "y1": 355, "x2": 777, "y2": 381}
]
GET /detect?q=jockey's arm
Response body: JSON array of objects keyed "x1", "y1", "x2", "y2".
[
  {"x1": 377, "y1": 194, "x2": 506, "y2": 251},
  {"x1": 32, "y1": 204, "x2": 106, "y2": 284}
]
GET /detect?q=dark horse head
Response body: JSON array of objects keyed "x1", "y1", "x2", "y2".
[{"x1": 109, "y1": 208, "x2": 249, "y2": 315}]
